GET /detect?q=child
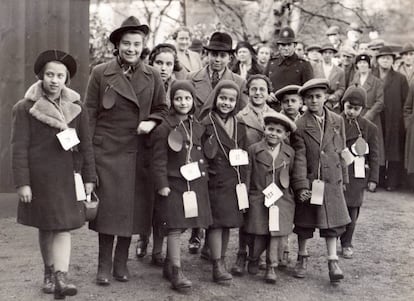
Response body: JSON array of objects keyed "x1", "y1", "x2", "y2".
[
  {"x1": 151, "y1": 80, "x2": 212, "y2": 292},
  {"x1": 201, "y1": 80, "x2": 247, "y2": 284},
  {"x1": 276, "y1": 85, "x2": 303, "y2": 122},
  {"x1": 340, "y1": 86, "x2": 379, "y2": 258},
  {"x1": 244, "y1": 112, "x2": 297, "y2": 284},
  {"x1": 291, "y1": 78, "x2": 351, "y2": 284}
]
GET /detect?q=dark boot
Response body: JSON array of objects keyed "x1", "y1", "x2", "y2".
[
  {"x1": 113, "y1": 236, "x2": 131, "y2": 282},
  {"x1": 54, "y1": 271, "x2": 77, "y2": 300},
  {"x1": 188, "y1": 228, "x2": 202, "y2": 254},
  {"x1": 264, "y1": 266, "x2": 277, "y2": 284},
  {"x1": 278, "y1": 251, "x2": 289, "y2": 269},
  {"x1": 136, "y1": 234, "x2": 149, "y2": 258},
  {"x1": 230, "y1": 252, "x2": 247, "y2": 276},
  {"x1": 247, "y1": 258, "x2": 259, "y2": 275},
  {"x1": 163, "y1": 258, "x2": 173, "y2": 281},
  {"x1": 171, "y1": 265, "x2": 192, "y2": 292},
  {"x1": 42, "y1": 264, "x2": 54, "y2": 294},
  {"x1": 328, "y1": 259, "x2": 344, "y2": 283},
  {"x1": 96, "y1": 234, "x2": 114, "y2": 286},
  {"x1": 294, "y1": 255, "x2": 309, "y2": 279},
  {"x1": 212, "y1": 259, "x2": 232, "y2": 284}
]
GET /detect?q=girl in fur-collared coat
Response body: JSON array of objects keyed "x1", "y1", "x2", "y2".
[{"x1": 11, "y1": 50, "x2": 95, "y2": 299}]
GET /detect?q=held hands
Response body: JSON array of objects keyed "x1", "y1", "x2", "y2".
[
  {"x1": 268, "y1": 92, "x2": 277, "y2": 103},
  {"x1": 367, "y1": 181, "x2": 377, "y2": 192},
  {"x1": 84, "y1": 182, "x2": 95, "y2": 196},
  {"x1": 297, "y1": 189, "x2": 312, "y2": 203},
  {"x1": 17, "y1": 185, "x2": 32, "y2": 203},
  {"x1": 158, "y1": 187, "x2": 171, "y2": 197},
  {"x1": 137, "y1": 120, "x2": 157, "y2": 135}
]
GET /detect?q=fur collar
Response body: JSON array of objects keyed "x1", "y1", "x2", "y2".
[{"x1": 25, "y1": 81, "x2": 81, "y2": 130}]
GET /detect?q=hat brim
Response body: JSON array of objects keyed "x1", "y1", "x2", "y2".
[
  {"x1": 277, "y1": 38, "x2": 297, "y2": 44},
  {"x1": 376, "y1": 52, "x2": 395, "y2": 59},
  {"x1": 264, "y1": 115, "x2": 297, "y2": 132},
  {"x1": 109, "y1": 25, "x2": 149, "y2": 44},
  {"x1": 34, "y1": 50, "x2": 77, "y2": 78},
  {"x1": 401, "y1": 49, "x2": 414, "y2": 55},
  {"x1": 319, "y1": 47, "x2": 337, "y2": 53},
  {"x1": 203, "y1": 45, "x2": 234, "y2": 52},
  {"x1": 298, "y1": 84, "x2": 329, "y2": 96}
]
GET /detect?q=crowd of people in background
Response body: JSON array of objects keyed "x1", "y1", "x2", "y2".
[{"x1": 10, "y1": 15, "x2": 414, "y2": 299}]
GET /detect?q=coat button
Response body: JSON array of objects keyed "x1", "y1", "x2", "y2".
[
  {"x1": 201, "y1": 171, "x2": 206, "y2": 176},
  {"x1": 197, "y1": 146, "x2": 202, "y2": 151},
  {"x1": 199, "y1": 159, "x2": 204, "y2": 164}
]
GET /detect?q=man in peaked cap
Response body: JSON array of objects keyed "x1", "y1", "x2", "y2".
[
  {"x1": 265, "y1": 27, "x2": 313, "y2": 112},
  {"x1": 291, "y1": 78, "x2": 350, "y2": 283},
  {"x1": 397, "y1": 42, "x2": 414, "y2": 85},
  {"x1": 344, "y1": 22, "x2": 363, "y2": 51},
  {"x1": 338, "y1": 46, "x2": 357, "y2": 88},
  {"x1": 326, "y1": 25, "x2": 342, "y2": 51}
]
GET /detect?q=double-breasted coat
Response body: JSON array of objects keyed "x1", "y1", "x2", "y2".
[
  {"x1": 11, "y1": 81, "x2": 96, "y2": 231},
  {"x1": 186, "y1": 66, "x2": 247, "y2": 119},
  {"x1": 201, "y1": 113, "x2": 247, "y2": 228},
  {"x1": 151, "y1": 113, "x2": 212, "y2": 230},
  {"x1": 244, "y1": 141, "x2": 296, "y2": 236},
  {"x1": 372, "y1": 68, "x2": 409, "y2": 162},
  {"x1": 341, "y1": 114, "x2": 380, "y2": 207},
  {"x1": 291, "y1": 108, "x2": 351, "y2": 229},
  {"x1": 350, "y1": 72, "x2": 385, "y2": 165},
  {"x1": 403, "y1": 82, "x2": 414, "y2": 174},
  {"x1": 85, "y1": 59, "x2": 168, "y2": 237}
]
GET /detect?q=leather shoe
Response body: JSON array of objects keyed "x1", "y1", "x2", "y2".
[
  {"x1": 294, "y1": 254, "x2": 309, "y2": 278},
  {"x1": 328, "y1": 259, "x2": 344, "y2": 283},
  {"x1": 96, "y1": 275, "x2": 110, "y2": 286},
  {"x1": 113, "y1": 273, "x2": 129, "y2": 282},
  {"x1": 136, "y1": 236, "x2": 148, "y2": 258},
  {"x1": 151, "y1": 254, "x2": 165, "y2": 267},
  {"x1": 188, "y1": 236, "x2": 201, "y2": 254},
  {"x1": 264, "y1": 266, "x2": 277, "y2": 284},
  {"x1": 342, "y1": 247, "x2": 354, "y2": 259},
  {"x1": 230, "y1": 253, "x2": 246, "y2": 276},
  {"x1": 247, "y1": 259, "x2": 259, "y2": 275}
]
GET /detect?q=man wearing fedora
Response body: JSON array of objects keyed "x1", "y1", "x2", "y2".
[
  {"x1": 373, "y1": 46, "x2": 409, "y2": 191},
  {"x1": 84, "y1": 16, "x2": 168, "y2": 286},
  {"x1": 186, "y1": 31, "x2": 247, "y2": 120},
  {"x1": 397, "y1": 43, "x2": 414, "y2": 85},
  {"x1": 266, "y1": 27, "x2": 313, "y2": 112},
  {"x1": 313, "y1": 43, "x2": 345, "y2": 113}
]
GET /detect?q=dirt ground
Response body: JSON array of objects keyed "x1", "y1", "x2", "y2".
[{"x1": 0, "y1": 189, "x2": 413, "y2": 301}]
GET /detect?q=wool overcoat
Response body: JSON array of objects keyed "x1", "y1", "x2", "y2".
[
  {"x1": 291, "y1": 108, "x2": 351, "y2": 229},
  {"x1": 350, "y1": 72, "x2": 385, "y2": 165},
  {"x1": 341, "y1": 114, "x2": 380, "y2": 207},
  {"x1": 403, "y1": 82, "x2": 414, "y2": 174},
  {"x1": 244, "y1": 140, "x2": 296, "y2": 236},
  {"x1": 372, "y1": 68, "x2": 409, "y2": 162},
  {"x1": 85, "y1": 59, "x2": 168, "y2": 237},
  {"x1": 151, "y1": 114, "x2": 212, "y2": 230},
  {"x1": 11, "y1": 81, "x2": 96, "y2": 231},
  {"x1": 201, "y1": 113, "x2": 247, "y2": 228}
]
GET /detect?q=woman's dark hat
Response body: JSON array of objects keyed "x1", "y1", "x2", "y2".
[
  {"x1": 376, "y1": 46, "x2": 395, "y2": 59},
  {"x1": 401, "y1": 43, "x2": 414, "y2": 55},
  {"x1": 319, "y1": 43, "x2": 338, "y2": 54},
  {"x1": 34, "y1": 50, "x2": 77, "y2": 78},
  {"x1": 189, "y1": 39, "x2": 204, "y2": 52},
  {"x1": 306, "y1": 44, "x2": 321, "y2": 52},
  {"x1": 341, "y1": 86, "x2": 367, "y2": 108},
  {"x1": 355, "y1": 53, "x2": 371, "y2": 67},
  {"x1": 235, "y1": 41, "x2": 256, "y2": 55},
  {"x1": 109, "y1": 16, "x2": 149, "y2": 45},
  {"x1": 203, "y1": 32, "x2": 234, "y2": 52}
]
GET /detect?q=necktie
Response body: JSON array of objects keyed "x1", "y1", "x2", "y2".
[{"x1": 211, "y1": 71, "x2": 220, "y2": 88}]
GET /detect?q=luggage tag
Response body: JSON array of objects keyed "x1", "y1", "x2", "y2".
[
  {"x1": 183, "y1": 191, "x2": 198, "y2": 218},
  {"x1": 352, "y1": 137, "x2": 369, "y2": 156},
  {"x1": 354, "y1": 156, "x2": 366, "y2": 178},
  {"x1": 310, "y1": 179, "x2": 324, "y2": 205},
  {"x1": 269, "y1": 205, "x2": 279, "y2": 232},
  {"x1": 279, "y1": 165, "x2": 289, "y2": 189},
  {"x1": 168, "y1": 130, "x2": 183, "y2": 152},
  {"x1": 180, "y1": 162, "x2": 201, "y2": 181},
  {"x1": 236, "y1": 183, "x2": 249, "y2": 210},
  {"x1": 74, "y1": 173, "x2": 86, "y2": 201},
  {"x1": 341, "y1": 147, "x2": 355, "y2": 166},
  {"x1": 263, "y1": 182, "x2": 283, "y2": 207},
  {"x1": 57, "y1": 128, "x2": 80, "y2": 151},
  {"x1": 229, "y1": 149, "x2": 249, "y2": 166}
]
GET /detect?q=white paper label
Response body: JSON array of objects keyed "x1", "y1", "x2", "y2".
[
  {"x1": 236, "y1": 183, "x2": 249, "y2": 210},
  {"x1": 269, "y1": 205, "x2": 279, "y2": 231},
  {"x1": 341, "y1": 148, "x2": 355, "y2": 166},
  {"x1": 229, "y1": 149, "x2": 249, "y2": 166},
  {"x1": 74, "y1": 173, "x2": 86, "y2": 201},
  {"x1": 310, "y1": 179, "x2": 324, "y2": 205},
  {"x1": 263, "y1": 182, "x2": 283, "y2": 207},
  {"x1": 183, "y1": 191, "x2": 198, "y2": 218},
  {"x1": 354, "y1": 156, "x2": 366, "y2": 178},
  {"x1": 56, "y1": 128, "x2": 80, "y2": 151},
  {"x1": 180, "y1": 162, "x2": 201, "y2": 181}
]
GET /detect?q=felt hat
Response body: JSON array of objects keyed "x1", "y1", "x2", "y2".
[
  {"x1": 34, "y1": 49, "x2": 77, "y2": 78},
  {"x1": 203, "y1": 32, "x2": 234, "y2": 52},
  {"x1": 376, "y1": 46, "x2": 395, "y2": 59},
  {"x1": 347, "y1": 22, "x2": 363, "y2": 34},
  {"x1": 368, "y1": 39, "x2": 385, "y2": 50},
  {"x1": 355, "y1": 53, "x2": 371, "y2": 67},
  {"x1": 326, "y1": 25, "x2": 340, "y2": 36},
  {"x1": 298, "y1": 78, "x2": 329, "y2": 96},
  {"x1": 275, "y1": 84, "x2": 301, "y2": 100},
  {"x1": 400, "y1": 42, "x2": 414, "y2": 55},
  {"x1": 109, "y1": 16, "x2": 149, "y2": 45},
  {"x1": 306, "y1": 44, "x2": 321, "y2": 52},
  {"x1": 319, "y1": 43, "x2": 338, "y2": 53},
  {"x1": 263, "y1": 111, "x2": 297, "y2": 132},
  {"x1": 235, "y1": 41, "x2": 256, "y2": 55},
  {"x1": 341, "y1": 86, "x2": 367, "y2": 108},
  {"x1": 189, "y1": 39, "x2": 204, "y2": 52},
  {"x1": 277, "y1": 27, "x2": 296, "y2": 44},
  {"x1": 340, "y1": 45, "x2": 357, "y2": 57}
]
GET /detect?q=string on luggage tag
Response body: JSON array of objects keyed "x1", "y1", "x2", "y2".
[
  {"x1": 314, "y1": 114, "x2": 325, "y2": 180},
  {"x1": 50, "y1": 96, "x2": 77, "y2": 152},
  {"x1": 209, "y1": 112, "x2": 242, "y2": 184},
  {"x1": 352, "y1": 118, "x2": 363, "y2": 137},
  {"x1": 180, "y1": 118, "x2": 194, "y2": 191}
]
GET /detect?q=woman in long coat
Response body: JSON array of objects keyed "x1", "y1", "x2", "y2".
[
  {"x1": 11, "y1": 50, "x2": 95, "y2": 299},
  {"x1": 85, "y1": 16, "x2": 168, "y2": 285},
  {"x1": 403, "y1": 82, "x2": 414, "y2": 184}
]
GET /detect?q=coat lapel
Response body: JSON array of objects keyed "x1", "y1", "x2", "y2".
[
  {"x1": 238, "y1": 106, "x2": 264, "y2": 132},
  {"x1": 192, "y1": 67, "x2": 213, "y2": 105},
  {"x1": 303, "y1": 112, "x2": 322, "y2": 145}
]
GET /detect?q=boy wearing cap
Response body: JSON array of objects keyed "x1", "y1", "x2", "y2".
[
  {"x1": 244, "y1": 111, "x2": 297, "y2": 284},
  {"x1": 291, "y1": 78, "x2": 350, "y2": 283},
  {"x1": 276, "y1": 85, "x2": 303, "y2": 122},
  {"x1": 339, "y1": 86, "x2": 379, "y2": 259}
]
